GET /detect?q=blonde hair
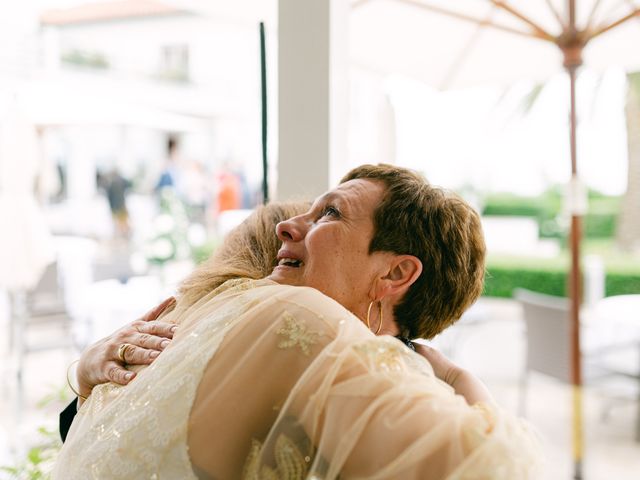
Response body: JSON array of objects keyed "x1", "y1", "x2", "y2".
[{"x1": 177, "y1": 201, "x2": 309, "y2": 308}]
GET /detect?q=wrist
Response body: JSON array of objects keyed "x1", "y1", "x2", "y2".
[
  {"x1": 449, "y1": 369, "x2": 494, "y2": 405},
  {"x1": 75, "y1": 363, "x2": 94, "y2": 398},
  {"x1": 67, "y1": 360, "x2": 89, "y2": 401},
  {"x1": 444, "y1": 366, "x2": 464, "y2": 387},
  {"x1": 78, "y1": 382, "x2": 93, "y2": 399}
]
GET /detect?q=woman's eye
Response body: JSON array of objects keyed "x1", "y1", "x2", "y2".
[{"x1": 321, "y1": 206, "x2": 340, "y2": 218}]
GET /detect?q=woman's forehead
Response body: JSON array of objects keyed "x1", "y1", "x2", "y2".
[
  {"x1": 309, "y1": 179, "x2": 383, "y2": 215},
  {"x1": 321, "y1": 179, "x2": 379, "y2": 202}
]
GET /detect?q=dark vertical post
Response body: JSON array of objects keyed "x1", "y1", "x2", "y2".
[
  {"x1": 260, "y1": 22, "x2": 269, "y2": 204},
  {"x1": 568, "y1": 62, "x2": 583, "y2": 480},
  {"x1": 565, "y1": 3, "x2": 583, "y2": 477}
]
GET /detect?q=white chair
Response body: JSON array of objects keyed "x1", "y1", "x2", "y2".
[
  {"x1": 514, "y1": 288, "x2": 640, "y2": 441},
  {"x1": 10, "y1": 261, "x2": 75, "y2": 417}
]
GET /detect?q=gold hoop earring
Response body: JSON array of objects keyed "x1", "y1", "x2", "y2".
[{"x1": 366, "y1": 300, "x2": 383, "y2": 335}]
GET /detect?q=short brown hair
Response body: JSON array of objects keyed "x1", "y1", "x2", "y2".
[
  {"x1": 178, "y1": 201, "x2": 310, "y2": 307},
  {"x1": 341, "y1": 164, "x2": 485, "y2": 339}
]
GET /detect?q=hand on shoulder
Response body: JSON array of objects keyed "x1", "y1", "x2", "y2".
[
  {"x1": 76, "y1": 297, "x2": 177, "y2": 401},
  {"x1": 413, "y1": 342, "x2": 494, "y2": 406}
]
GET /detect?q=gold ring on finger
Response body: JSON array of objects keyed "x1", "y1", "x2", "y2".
[{"x1": 117, "y1": 343, "x2": 133, "y2": 363}]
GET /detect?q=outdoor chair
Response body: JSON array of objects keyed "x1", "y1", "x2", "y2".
[
  {"x1": 514, "y1": 288, "x2": 640, "y2": 441},
  {"x1": 10, "y1": 261, "x2": 75, "y2": 411},
  {"x1": 92, "y1": 254, "x2": 136, "y2": 283}
]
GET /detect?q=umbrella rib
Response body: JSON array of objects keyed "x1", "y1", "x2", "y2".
[
  {"x1": 625, "y1": 0, "x2": 640, "y2": 22},
  {"x1": 489, "y1": 0, "x2": 555, "y2": 39},
  {"x1": 590, "y1": 7, "x2": 640, "y2": 40},
  {"x1": 585, "y1": 0, "x2": 605, "y2": 31},
  {"x1": 394, "y1": 0, "x2": 551, "y2": 40},
  {"x1": 439, "y1": 7, "x2": 498, "y2": 89},
  {"x1": 544, "y1": 0, "x2": 568, "y2": 30}
]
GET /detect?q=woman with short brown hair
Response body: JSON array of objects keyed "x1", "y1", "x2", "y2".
[{"x1": 56, "y1": 164, "x2": 539, "y2": 479}]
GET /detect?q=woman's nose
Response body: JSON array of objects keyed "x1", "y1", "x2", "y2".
[{"x1": 276, "y1": 216, "x2": 305, "y2": 242}]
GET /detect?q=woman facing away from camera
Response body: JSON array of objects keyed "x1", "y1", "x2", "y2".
[{"x1": 54, "y1": 164, "x2": 541, "y2": 479}]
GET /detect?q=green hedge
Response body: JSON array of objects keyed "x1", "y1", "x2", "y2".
[
  {"x1": 482, "y1": 190, "x2": 620, "y2": 239},
  {"x1": 584, "y1": 213, "x2": 617, "y2": 238},
  {"x1": 484, "y1": 265, "x2": 568, "y2": 298},
  {"x1": 605, "y1": 272, "x2": 640, "y2": 297},
  {"x1": 484, "y1": 264, "x2": 640, "y2": 298},
  {"x1": 482, "y1": 202, "x2": 542, "y2": 218}
]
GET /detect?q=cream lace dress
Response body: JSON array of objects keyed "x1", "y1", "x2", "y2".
[{"x1": 53, "y1": 279, "x2": 541, "y2": 479}]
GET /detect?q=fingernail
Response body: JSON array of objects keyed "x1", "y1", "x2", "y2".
[
  {"x1": 150, "y1": 350, "x2": 160, "y2": 358},
  {"x1": 161, "y1": 340, "x2": 170, "y2": 349},
  {"x1": 124, "y1": 372, "x2": 133, "y2": 380},
  {"x1": 170, "y1": 325, "x2": 178, "y2": 333}
]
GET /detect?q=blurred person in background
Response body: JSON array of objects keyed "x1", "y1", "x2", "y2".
[
  {"x1": 180, "y1": 159, "x2": 211, "y2": 223},
  {"x1": 155, "y1": 136, "x2": 180, "y2": 196},
  {"x1": 98, "y1": 167, "x2": 132, "y2": 239},
  {"x1": 215, "y1": 163, "x2": 241, "y2": 213}
]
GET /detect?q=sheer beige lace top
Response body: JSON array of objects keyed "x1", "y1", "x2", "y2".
[{"x1": 54, "y1": 279, "x2": 541, "y2": 479}]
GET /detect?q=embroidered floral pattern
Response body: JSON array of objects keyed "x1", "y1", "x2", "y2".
[
  {"x1": 54, "y1": 282, "x2": 260, "y2": 479},
  {"x1": 243, "y1": 435, "x2": 311, "y2": 480},
  {"x1": 276, "y1": 312, "x2": 321, "y2": 356},
  {"x1": 211, "y1": 278, "x2": 255, "y2": 297},
  {"x1": 354, "y1": 338, "x2": 410, "y2": 372}
]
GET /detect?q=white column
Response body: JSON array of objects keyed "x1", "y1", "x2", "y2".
[{"x1": 277, "y1": 0, "x2": 348, "y2": 201}]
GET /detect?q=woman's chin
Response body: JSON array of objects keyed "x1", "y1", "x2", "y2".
[{"x1": 268, "y1": 265, "x2": 302, "y2": 286}]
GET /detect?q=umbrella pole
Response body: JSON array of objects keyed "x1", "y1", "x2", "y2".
[
  {"x1": 567, "y1": 61, "x2": 584, "y2": 480},
  {"x1": 563, "y1": 2, "x2": 584, "y2": 474}
]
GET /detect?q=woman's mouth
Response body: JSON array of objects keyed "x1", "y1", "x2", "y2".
[{"x1": 277, "y1": 258, "x2": 303, "y2": 268}]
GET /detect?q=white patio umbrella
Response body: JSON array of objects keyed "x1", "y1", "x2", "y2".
[{"x1": 351, "y1": 1, "x2": 640, "y2": 478}]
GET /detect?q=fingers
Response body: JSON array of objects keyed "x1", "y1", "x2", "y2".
[
  {"x1": 109, "y1": 319, "x2": 177, "y2": 368},
  {"x1": 107, "y1": 363, "x2": 136, "y2": 385},
  {"x1": 136, "y1": 321, "x2": 177, "y2": 340},
  {"x1": 130, "y1": 330, "x2": 172, "y2": 352},
  {"x1": 119, "y1": 344, "x2": 161, "y2": 366},
  {"x1": 141, "y1": 297, "x2": 176, "y2": 322}
]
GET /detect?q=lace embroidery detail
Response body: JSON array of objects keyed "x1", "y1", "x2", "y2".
[
  {"x1": 353, "y1": 337, "x2": 436, "y2": 377},
  {"x1": 210, "y1": 278, "x2": 255, "y2": 297},
  {"x1": 53, "y1": 287, "x2": 258, "y2": 479},
  {"x1": 354, "y1": 338, "x2": 410, "y2": 372},
  {"x1": 276, "y1": 312, "x2": 320, "y2": 356},
  {"x1": 243, "y1": 435, "x2": 311, "y2": 480}
]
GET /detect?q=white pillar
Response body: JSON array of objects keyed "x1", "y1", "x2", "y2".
[{"x1": 277, "y1": 0, "x2": 348, "y2": 201}]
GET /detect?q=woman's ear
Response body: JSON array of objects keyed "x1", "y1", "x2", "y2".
[{"x1": 375, "y1": 255, "x2": 422, "y2": 300}]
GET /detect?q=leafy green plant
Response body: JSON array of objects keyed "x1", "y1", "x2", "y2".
[
  {"x1": 61, "y1": 49, "x2": 109, "y2": 69},
  {"x1": 144, "y1": 189, "x2": 191, "y2": 266},
  {"x1": 1, "y1": 426, "x2": 61, "y2": 480},
  {"x1": 191, "y1": 239, "x2": 218, "y2": 265},
  {"x1": 1, "y1": 386, "x2": 69, "y2": 479}
]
